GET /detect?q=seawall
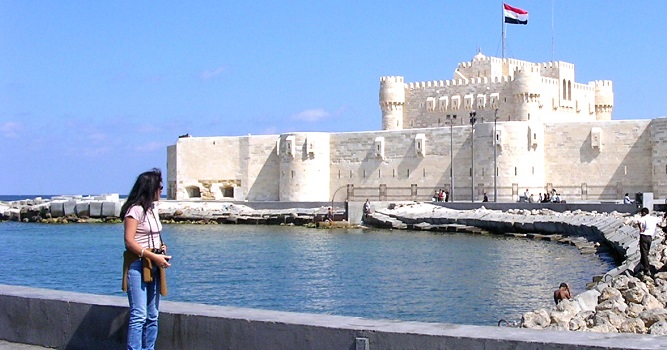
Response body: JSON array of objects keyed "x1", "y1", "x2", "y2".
[{"x1": 3, "y1": 284, "x2": 667, "y2": 349}]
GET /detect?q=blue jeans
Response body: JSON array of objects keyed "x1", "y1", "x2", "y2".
[{"x1": 126, "y1": 259, "x2": 160, "y2": 350}]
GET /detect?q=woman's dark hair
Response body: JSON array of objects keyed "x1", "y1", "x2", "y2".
[{"x1": 120, "y1": 168, "x2": 163, "y2": 219}]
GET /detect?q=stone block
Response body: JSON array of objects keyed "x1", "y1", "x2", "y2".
[
  {"x1": 63, "y1": 201, "x2": 77, "y2": 216},
  {"x1": 89, "y1": 202, "x2": 103, "y2": 218},
  {"x1": 102, "y1": 201, "x2": 121, "y2": 218},
  {"x1": 75, "y1": 203, "x2": 90, "y2": 217},
  {"x1": 50, "y1": 202, "x2": 64, "y2": 218}
]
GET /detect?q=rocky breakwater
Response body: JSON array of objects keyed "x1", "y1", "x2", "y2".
[
  {"x1": 0, "y1": 194, "x2": 123, "y2": 223},
  {"x1": 157, "y1": 201, "x2": 347, "y2": 226},
  {"x1": 364, "y1": 202, "x2": 667, "y2": 334},
  {"x1": 0, "y1": 195, "x2": 348, "y2": 227}
]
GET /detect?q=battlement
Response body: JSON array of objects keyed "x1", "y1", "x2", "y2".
[
  {"x1": 514, "y1": 66, "x2": 541, "y2": 75},
  {"x1": 380, "y1": 76, "x2": 404, "y2": 83},
  {"x1": 407, "y1": 76, "x2": 512, "y2": 90},
  {"x1": 594, "y1": 80, "x2": 613, "y2": 87}
]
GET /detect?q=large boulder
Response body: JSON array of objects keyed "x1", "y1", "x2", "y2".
[
  {"x1": 569, "y1": 310, "x2": 594, "y2": 331},
  {"x1": 619, "y1": 317, "x2": 646, "y2": 334},
  {"x1": 550, "y1": 299, "x2": 581, "y2": 325},
  {"x1": 649, "y1": 320, "x2": 667, "y2": 335},
  {"x1": 626, "y1": 303, "x2": 646, "y2": 318},
  {"x1": 639, "y1": 308, "x2": 667, "y2": 327},
  {"x1": 594, "y1": 310, "x2": 626, "y2": 330},
  {"x1": 598, "y1": 287, "x2": 623, "y2": 303},
  {"x1": 574, "y1": 289, "x2": 600, "y2": 312},
  {"x1": 643, "y1": 293, "x2": 663, "y2": 310},
  {"x1": 522, "y1": 309, "x2": 550, "y2": 329}
]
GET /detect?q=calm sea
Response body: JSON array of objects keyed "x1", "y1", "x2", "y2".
[{"x1": 0, "y1": 220, "x2": 616, "y2": 326}]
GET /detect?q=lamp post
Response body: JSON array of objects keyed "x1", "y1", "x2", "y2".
[
  {"x1": 469, "y1": 111, "x2": 477, "y2": 202},
  {"x1": 450, "y1": 115, "x2": 456, "y2": 202},
  {"x1": 493, "y1": 108, "x2": 498, "y2": 202}
]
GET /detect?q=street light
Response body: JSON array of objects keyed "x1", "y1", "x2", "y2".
[
  {"x1": 469, "y1": 111, "x2": 477, "y2": 202},
  {"x1": 493, "y1": 108, "x2": 498, "y2": 202}
]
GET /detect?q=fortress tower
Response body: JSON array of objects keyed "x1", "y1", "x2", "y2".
[
  {"x1": 379, "y1": 76, "x2": 406, "y2": 130},
  {"x1": 511, "y1": 66, "x2": 542, "y2": 122},
  {"x1": 594, "y1": 80, "x2": 614, "y2": 121},
  {"x1": 278, "y1": 132, "x2": 331, "y2": 201}
]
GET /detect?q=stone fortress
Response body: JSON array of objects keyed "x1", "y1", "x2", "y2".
[{"x1": 167, "y1": 52, "x2": 667, "y2": 203}]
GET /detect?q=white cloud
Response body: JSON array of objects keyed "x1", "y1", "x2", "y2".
[
  {"x1": 0, "y1": 121, "x2": 21, "y2": 138},
  {"x1": 290, "y1": 108, "x2": 330, "y2": 122},
  {"x1": 200, "y1": 66, "x2": 226, "y2": 80}
]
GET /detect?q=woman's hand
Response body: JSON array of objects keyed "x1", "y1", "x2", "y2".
[{"x1": 151, "y1": 252, "x2": 172, "y2": 268}]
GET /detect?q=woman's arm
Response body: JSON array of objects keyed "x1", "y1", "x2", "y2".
[{"x1": 124, "y1": 217, "x2": 171, "y2": 267}]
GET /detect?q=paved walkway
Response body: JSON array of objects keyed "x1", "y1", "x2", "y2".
[{"x1": 0, "y1": 341, "x2": 51, "y2": 349}]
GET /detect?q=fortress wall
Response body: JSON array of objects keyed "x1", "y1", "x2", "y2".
[
  {"x1": 329, "y1": 128, "x2": 469, "y2": 201},
  {"x1": 649, "y1": 118, "x2": 667, "y2": 198},
  {"x1": 543, "y1": 120, "x2": 652, "y2": 200},
  {"x1": 171, "y1": 136, "x2": 279, "y2": 201},
  {"x1": 244, "y1": 136, "x2": 280, "y2": 201}
]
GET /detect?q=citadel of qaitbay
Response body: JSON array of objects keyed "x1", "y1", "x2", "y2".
[{"x1": 166, "y1": 52, "x2": 667, "y2": 204}]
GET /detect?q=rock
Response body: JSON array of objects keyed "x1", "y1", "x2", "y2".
[
  {"x1": 598, "y1": 287, "x2": 623, "y2": 303},
  {"x1": 594, "y1": 310, "x2": 626, "y2": 329},
  {"x1": 521, "y1": 309, "x2": 550, "y2": 329},
  {"x1": 643, "y1": 293, "x2": 663, "y2": 310},
  {"x1": 619, "y1": 318, "x2": 646, "y2": 334},
  {"x1": 550, "y1": 299, "x2": 580, "y2": 325},
  {"x1": 627, "y1": 303, "x2": 646, "y2": 318},
  {"x1": 569, "y1": 311, "x2": 594, "y2": 331},
  {"x1": 639, "y1": 309, "x2": 667, "y2": 327},
  {"x1": 575, "y1": 290, "x2": 600, "y2": 312},
  {"x1": 623, "y1": 286, "x2": 648, "y2": 304},
  {"x1": 596, "y1": 298, "x2": 627, "y2": 314},
  {"x1": 589, "y1": 322, "x2": 618, "y2": 333},
  {"x1": 649, "y1": 320, "x2": 667, "y2": 335}
]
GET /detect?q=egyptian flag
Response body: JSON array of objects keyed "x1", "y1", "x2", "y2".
[{"x1": 504, "y1": 3, "x2": 528, "y2": 25}]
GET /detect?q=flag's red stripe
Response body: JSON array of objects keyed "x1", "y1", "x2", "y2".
[{"x1": 503, "y1": 3, "x2": 528, "y2": 15}]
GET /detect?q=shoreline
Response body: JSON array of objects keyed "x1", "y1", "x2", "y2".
[{"x1": 3, "y1": 195, "x2": 666, "y2": 334}]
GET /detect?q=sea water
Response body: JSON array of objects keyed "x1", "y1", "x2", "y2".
[{"x1": 0, "y1": 221, "x2": 616, "y2": 326}]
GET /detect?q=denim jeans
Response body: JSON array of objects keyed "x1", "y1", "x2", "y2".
[{"x1": 126, "y1": 259, "x2": 160, "y2": 350}]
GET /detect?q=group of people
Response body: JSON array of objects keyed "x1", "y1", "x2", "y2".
[
  {"x1": 522, "y1": 188, "x2": 564, "y2": 203},
  {"x1": 432, "y1": 189, "x2": 450, "y2": 202}
]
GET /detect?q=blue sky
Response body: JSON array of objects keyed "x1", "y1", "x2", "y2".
[{"x1": 1, "y1": 1, "x2": 666, "y2": 195}]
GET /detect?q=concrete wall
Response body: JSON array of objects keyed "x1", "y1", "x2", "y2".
[{"x1": 2, "y1": 284, "x2": 667, "y2": 350}]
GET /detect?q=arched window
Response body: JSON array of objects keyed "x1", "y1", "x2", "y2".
[
  {"x1": 186, "y1": 186, "x2": 201, "y2": 198},
  {"x1": 568, "y1": 80, "x2": 572, "y2": 101},
  {"x1": 562, "y1": 79, "x2": 567, "y2": 100}
]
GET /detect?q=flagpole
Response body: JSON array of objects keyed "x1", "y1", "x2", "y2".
[
  {"x1": 551, "y1": 0, "x2": 555, "y2": 61},
  {"x1": 501, "y1": 2, "x2": 506, "y2": 59}
]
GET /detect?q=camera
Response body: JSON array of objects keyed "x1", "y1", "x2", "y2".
[{"x1": 152, "y1": 248, "x2": 169, "y2": 261}]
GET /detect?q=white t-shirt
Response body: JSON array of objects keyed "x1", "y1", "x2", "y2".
[
  {"x1": 639, "y1": 215, "x2": 661, "y2": 237},
  {"x1": 125, "y1": 204, "x2": 163, "y2": 249}
]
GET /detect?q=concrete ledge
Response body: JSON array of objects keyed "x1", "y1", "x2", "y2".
[{"x1": 1, "y1": 285, "x2": 667, "y2": 349}]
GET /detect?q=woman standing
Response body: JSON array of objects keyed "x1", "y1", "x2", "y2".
[{"x1": 121, "y1": 168, "x2": 171, "y2": 350}]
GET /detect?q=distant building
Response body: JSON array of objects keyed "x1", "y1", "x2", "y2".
[{"x1": 167, "y1": 53, "x2": 666, "y2": 202}]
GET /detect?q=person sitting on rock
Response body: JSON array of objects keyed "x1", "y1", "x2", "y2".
[{"x1": 553, "y1": 283, "x2": 572, "y2": 304}]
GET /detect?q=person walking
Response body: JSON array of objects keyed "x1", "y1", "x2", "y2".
[
  {"x1": 637, "y1": 207, "x2": 661, "y2": 276},
  {"x1": 121, "y1": 168, "x2": 171, "y2": 350}
]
